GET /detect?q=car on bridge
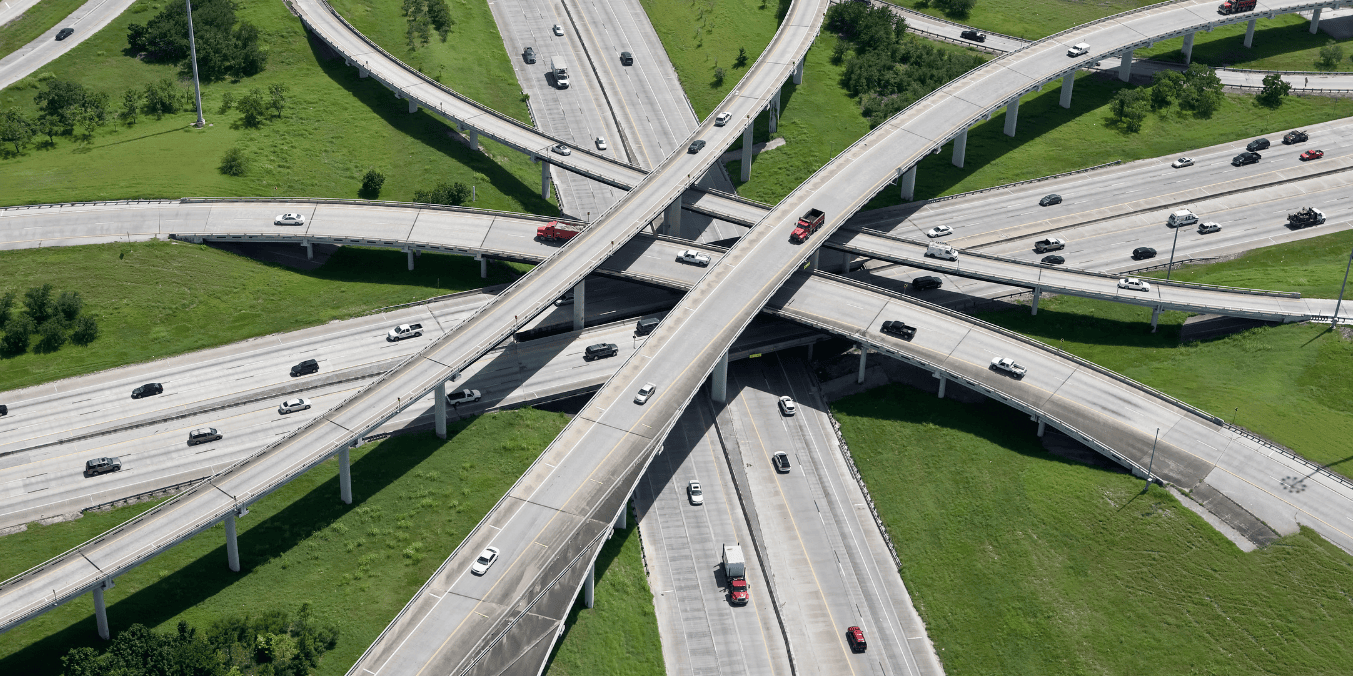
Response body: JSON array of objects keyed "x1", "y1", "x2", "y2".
[
  {"x1": 847, "y1": 626, "x2": 868, "y2": 653},
  {"x1": 274, "y1": 213, "x2": 305, "y2": 226},
  {"x1": 1118, "y1": 277, "x2": 1151, "y2": 292},
  {"x1": 1171, "y1": 157, "x2": 1194, "y2": 168},
  {"x1": 881, "y1": 320, "x2": 917, "y2": 340},
  {"x1": 926, "y1": 225, "x2": 953, "y2": 238},
  {"x1": 687, "y1": 480, "x2": 703, "y2": 506},
  {"x1": 1034, "y1": 237, "x2": 1064, "y2": 253},
  {"x1": 387, "y1": 323, "x2": 423, "y2": 341},
  {"x1": 1232, "y1": 151, "x2": 1261, "y2": 166},
  {"x1": 278, "y1": 398, "x2": 312, "y2": 415},
  {"x1": 772, "y1": 451, "x2": 791, "y2": 473},
  {"x1": 688, "y1": 139, "x2": 707, "y2": 153},
  {"x1": 778, "y1": 396, "x2": 797, "y2": 416},
  {"x1": 1131, "y1": 247, "x2": 1156, "y2": 260},
  {"x1": 912, "y1": 275, "x2": 942, "y2": 291},
  {"x1": 131, "y1": 383, "x2": 163, "y2": 399},
  {"x1": 470, "y1": 546, "x2": 500, "y2": 575},
  {"x1": 989, "y1": 357, "x2": 1027, "y2": 378},
  {"x1": 677, "y1": 249, "x2": 711, "y2": 266},
  {"x1": 1039, "y1": 194, "x2": 1062, "y2": 207},
  {"x1": 523, "y1": 46, "x2": 535, "y2": 63},
  {"x1": 1284, "y1": 130, "x2": 1309, "y2": 144},
  {"x1": 960, "y1": 29, "x2": 986, "y2": 42},
  {"x1": 551, "y1": 144, "x2": 571, "y2": 156},
  {"x1": 187, "y1": 428, "x2": 223, "y2": 446},
  {"x1": 84, "y1": 457, "x2": 120, "y2": 476},
  {"x1": 584, "y1": 343, "x2": 618, "y2": 361},
  {"x1": 1067, "y1": 42, "x2": 1090, "y2": 57},
  {"x1": 634, "y1": 382, "x2": 656, "y2": 404},
  {"x1": 1041, "y1": 254, "x2": 1065, "y2": 265},
  {"x1": 715, "y1": 112, "x2": 732, "y2": 126},
  {"x1": 1247, "y1": 138, "x2": 1271, "y2": 152},
  {"x1": 1300, "y1": 149, "x2": 1324, "y2": 161},
  {"x1": 56, "y1": 27, "x2": 74, "y2": 41},
  {"x1": 1198, "y1": 222, "x2": 1222, "y2": 234}
]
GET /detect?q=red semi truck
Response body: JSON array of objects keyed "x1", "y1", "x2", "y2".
[
  {"x1": 536, "y1": 221, "x2": 583, "y2": 241},
  {"x1": 789, "y1": 208, "x2": 826, "y2": 243},
  {"x1": 1217, "y1": 0, "x2": 1256, "y2": 14}
]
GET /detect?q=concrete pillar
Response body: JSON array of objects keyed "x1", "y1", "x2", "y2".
[
  {"x1": 1311, "y1": 7, "x2": 1323, "y2": 34},
  {"x1": 1182, "y1": 31, "x2": 1196, "y2": 65},
  {"x1": 408, "y1": 98, "x2": 419, "y2": 114},
  {"x1": 857, "y1": 344, "x2": 867, "y2": 384},
  {"x1": 1150, "y1": 306, "x2": 1161, "y2": 333},
  {"x1": 1031, "y1": 287, "x2": 1042, "y2": 315},
  {"x1": 665, "y1": 197, "x2": 682, "y2": 236},
  {"x1": 303, "y1": 240, "x2": 313, "y2": 260},
  {"x1": 741, "y1": 122, "x2": 754, "y2": 182},
  {"x1": 793, "y1": 58, "x2": 803, "y2": 85},
  {"x1": 478, "y1": 255, "x2": 487, "y2": 278},
  {"x1": 1244, "y1": 18, "x2": 1256, "y2": 48},
  {"x1": 809, "y1": 249, "x2": 820, "y2": 271},
  {"x1": 1037, "y1": 419, "x2": 1047, "y2": 437},
  {"x1": 435, "y1": 381, "x2": 448, "y2": 439},
  {"x1": 93, "y1": 582, "x2": 110, "y2": 640},
  {"x1": 468, "y1": 128, "x2": 479, "y2": 151},
  {"x1": 541, "y1": 160, "x2": 552, "y2": 200},
  {"x1": 407, "y1": 248, "x2": 415, "y2": 271},
  {"x1": 952, "y1": 128, "x2": 968, "y2": 169},
  {"x1": 1004, "y1": 96, "x2": 1020, "y2": 137},
  {"x1": 936, "y1": 373, "x2": 947, "y2": 399},
  {"x1": 770, "y1": 89, "x2": 781, "y2": 133},
  {"x1": 1119, "y1": 49, "x2": 1134, "y2": 82},
  {"x1": 225, "y1": 512, "x2": 240, "y2": 572},
  {"x1": 572, "y1": 280, "x2": 586, "y2": 331},
  {"x1": 806, "y1": 342, "x2": 814, "y2": 362},
  {"x1": 583, "y1": 561, "x2": 595, "y2": 608},
  {"x1": 615, "y1": 500, "x2": 627, "y2": 529},
  {"x1": 359, "y1": 67, "x2": 369, "y2": 78},
  {"x1": 1060, "y1": 72, "x2": 1075, "y2": 109},
  {"x1": 711, "y1": 351, "x2": 729, "y2": 404},
  {"x1": 339, "y1": 447, "x2": 352, "y2": 504},
  {"x1": 899, "y1": 165, "x2": 917, "y2": 201}
]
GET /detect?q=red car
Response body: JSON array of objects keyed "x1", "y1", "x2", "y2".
[
  {"x1": 1300, "y1": 149, "x2": 1324, "y2": 161},
  {"x1": 846, "y1": 626, "x2": 867, "y2": 653}
]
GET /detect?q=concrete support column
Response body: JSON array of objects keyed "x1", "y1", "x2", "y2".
[
  {"x1": 1119, "y1": 49, "x2": 1134, "y2": 82},
  {"x1": 1003, "y1": 96, "x2": 1020, "y2": 137},
  {"x1": 583, "y1": 561, "x2": 595, "y2": 609},
  {"x1": 857, "y1": 344, "x2": 867, "y2": 384},
  {"x1": 741, "y1": 122, "x2": 754, "y2": 182},
  {"x1": 711, "y1": 351, "x2": 729, "y2": 404},
  {"x1": 1311, "y1": 7, "x2": 1323, "y2": 34},
  {"x1": 1037, "y1": 419, "x2": 1047, "y2": 437},
  {"x1": 408, "y1": 99, "x2": 419, "y2": 114},
  {"x1": 1031, "y1": 287, "x2": 1042, "y2": 315},
  {"x1": 406, "y1": 248, "x2": 415, "y2": 271},
  {"x1": 541, "y1": 160, "x2": 552, "y2": 200},
  {"x1": 1150, "y1": 306, "x2": 1162, "y2": 333},
  {"x1": 809, "y1": 249, "x2": 820, "y2": 271},
  {"x1": 435, "y1": 381, "x2": 448, "y2": 439},
  {"x1": 793, "y1": 58, "x2": 803, "y2": 85},
  {"x1": 614, "y1": 500, "x2": 627, "y2": 529},
  {"x1": 359, "y1": 67, "x2": 369, "y2": 78},
  {"x1": 935, "y1": 372, "x2": 947, "y2": 399},
  {"x1": 806, "y1": 342, "x2": 814, "y2": 362},
  {"x1": 572, "y1": 280, "x2": 586, "y2": 331},
  {"x1": 770, "y1": 89, "x2": 781, "y2": 133},
  {"x1": 303, "y1": 240, "x2": 313, "y2": 260},
  {"x1": 899, "y1": 165, "x2": 917, "y2": 201},
  {"x1": 339, "y1": 447, "x2": 353, "y2": 504},
  {"x1": 952, "y1": 128, "x2": 968, "y2": 169},
  {"x1": 665, "y1": 197, "x2": 682, "y2": 236},
  {"x1": 1060, "y1": 72, "x2": 1075, "y2": 109},
  {"x1": 93, "y1": 582, "x2": 111, "y2": 640},
  {"x1": 225, "y1": 512, "x2": 240, "y2": 572},
  {"x1": 477, "y1": 255, "x2": 487, "y2": 278},
  {"x1": 1244, "y1": 18, "x2": 1256, "y2": 48},
  {"x1": 1182, "y1": 31, "x2": 1196, "y2": 65}
]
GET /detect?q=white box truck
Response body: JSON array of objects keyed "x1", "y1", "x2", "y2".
[
  {"x1": 1167, "y1": 209, "x2": 1198, "y2": 228},
  {"x1": 722, "y1": 544, "x2": 748, "y2": 606},
  {"x1": 551, "y1": 56, "x2": 570, "y2": 89},
  {"x1": 925, "y1": 242, "x2": 958, "y2": 261}
]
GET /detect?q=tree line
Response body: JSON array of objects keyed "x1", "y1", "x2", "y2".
[
  {"x1": 127, "y1": 0, "x2": 267, "y2": 81},
  {"x1": 0, "y1": 284, "x2": 98, "y2": 355}
]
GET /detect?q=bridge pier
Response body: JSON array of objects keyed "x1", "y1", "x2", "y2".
[
  {"x1": 899, "y1": 165, "x2": 916, "y2": 201},
  {"x1": 1119, "y1": 49, "x2": 1134, "y2": 82},
  {"x1": 407, "y1": 248, "x2": 415, "y2": 271},
  {"x1": 359, "y1": 67, "x2": 369, "y2": 78},
  {"x1": 435, "y1": 381, "x2": 448, "y2": 439},
  {"x1": 408, "y1": 98, "x2": 419, "y2": 114},
  {"x1": 303, "y1": 239, "x2": 313, "y2": 260},
  {"x1": 583, "y1": 561, "x2": 595, "y2": 608},
  {"x1": 1004, "y1": 96, "x2": 1020, "y2": 137},
  {"x1": 952, "y1": 128, "x2": 968, "y2": 169},
  {"x1": 1060, "y1": 72, "x2": 1075, "y2": 108},
  {"x1": 711, "y1": 351, "x2": 729, "y2": 404},
  {"x1": 1031, "y1": 286, "x2": 1042, "y2": 315},
  {"x1": 1037, "y1": 418, "x2": 1047, "y2": 437},
  {"x1": 793, "y1": 58, "x2": 803, "y2": 85},
  {"x1": 92, "y1": 580, "x2": 113, "y2": 640},
  {"x1": 541, "y1": 160, "x2": 552, "y2": 200},
  {"x1": 615, "y1": 499, "x2": 627, "y2": 529},
  {"x1": 809, "y1": 249, "x2": 820, "y2": 271},
  {"x1": 339, "y1": 446, "x2": 353, "y2": 504},
  {"x1": 741, "y1": 122, "x2": 754, "y2": 182},
  {"x1": 665, "y1": 197, "x2": 682, "y2": 236},
  {"x1": 934, "y1": 372, "x2": 947, "y2": 399},
  {"x1": 1244, "y1": 18, "x2": 1256, "y2": 48},
  {"x1": 1182, "y1": 31, "x2": 1196, "y2": 65},
  {"x1": 1311, "y1": 7, "x2": 1323, "y2": 33},
  {"x1": 477, "y1": 254, "x2": 487, "y2": 278},
  {"x1": 857, "y1": 344, "x2": 867, "y2": 384},
  {"x1": 573, "y1": 280, "x2": 586, "y2": 331},
  {"x1": 1150, "y1": 306, "x2": 1162, "y2": 333},
  {"x1": 769, "y1": 89, "x2": 781, "y2": 133},
  {"x1": 225, "y1": 512, "x2": 241, "y2": 572}
]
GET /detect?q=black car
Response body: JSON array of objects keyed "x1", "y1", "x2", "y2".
[
  {"x1": 584, "y1": 343, "x2": 618, "y2": 361},
  {"x1": 523, "y1": 46, "x2": 536, "y2": 63},
  {"x1": 1246, "y1": 138, "x2": 1270, "y2": 152},
  {"x1": 85, "y1": 457, "x2": 121, "y2": 476},
  {"x1": 960, "y1": 29, "x2": 986, "y2": 42},
  {"x1": 620, "y1": 51, "x2": 633, "y2": 65},
  {"x1": 881, "y1": 320, "x2": 917, "y2": 340},
  {"x1": 1283, "y1": 130, "x2": 1308, "y2": 144},
  {"x1": 688, "y1": 139, "x2": 707, "y2": 154},
  {"x1": 131, "y1": 382, "x2": 163, "y2": 399},
  {"x1": 1132, "y1": 246, "x2": 1157, "y2": 260},
  {"x1": 912, "y1": 275, "x2": 943, "y2": 291},
  {"x1": 1232, "y1": 151, "x2": 1261, "y2": 166},
  {"x1": 0, "y1": 404, "x2": 7, "y2": 416},
  {"x1": 1039, "y1": 194, "x2": 1062, "y2": 207},
  {"x1": 772, "y1": 451, "x2": 791, "y2": 473},
  {"x1": 290, "y1": 359, "x2": 319, "y2": 377},
  {"x1": 56, "y1": 27, "x2": 74, "y2": 41},
  {"x1": 1041, "y1": 254, "x2": 1065, "y2": 265},
  {"x1": 187, "y1": 428, "x2": 222, "y2": 446},
  {"x1": 635, "y1": 317, "x2": 659, "y2": 336}
]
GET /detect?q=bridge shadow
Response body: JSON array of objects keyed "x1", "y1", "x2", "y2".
[{"x1": 973, "y1": 300, "x2": 1185, "y2": 348}]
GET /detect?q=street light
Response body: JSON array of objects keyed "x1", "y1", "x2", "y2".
[
  {"x1": 185, "y1": 0, "x2": 205, "y2": 128},
  {"x1": 1143, "y1": 427, "x2": 1160, "y2": 493},
  {"x1": 1332, "y1": 243, "x2": 1353, "y2": 328},
  {"x1": 1165, "y1": 219, "x2": 1183, "y2": 281}
]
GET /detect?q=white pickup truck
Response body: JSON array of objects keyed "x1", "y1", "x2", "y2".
[{"x1": 386, "y1": 323, "x2": 424, "y2": 342}]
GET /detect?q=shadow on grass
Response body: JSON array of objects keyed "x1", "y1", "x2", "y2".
[
  {"x1": 294, "y1": 245, "x2": 520, "y2": 290},
  {"x1": 1147, "y1": 22, "x2": 1344, "y2": 71},
  {"x1": 976, "y1": 300, "x2": 1183, "y2": 347},
  {"x1": 541, "y1": 508, "x2": 639, "y2": 673},
  {"x1": 0, "y1": 430, "x2": 457, "y2": 675}
]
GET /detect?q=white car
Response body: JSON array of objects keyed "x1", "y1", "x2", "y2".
[
  {"x1": 989, "y1": 357, "x2": 1027, "y2": 378},
  {"x1": 274, "y1": 213, "x2": 305, "y2": 226},
  {"x1": 714, "y1": 112, "x2": 732, "y2": 127},
  {"x1": 446, "y1": 389, "x2": 482, "y2": 406},
  {"x1": 278, "y1": 398, "x2": 312, "y2": 415},
  {"x1": 386, "y1": 323, "x2": 423, "y2": 341},
  {"x1": 677, "y1": 249, "x2": 711, "y2": 266},
  {"x1": 551, "y1": 143, "x2": 571, "y2": 156},
  {"x1": 595, "y1": 136, "x2": 608, "y2": 150},
  {"x1": 634, "y1": 382, "x2": 656, "y2": 405},
  {"x1": 1067, "y1": 42, "x2": 1090, "y2": 57},
  {"x1": 470, "y1": 546, "x2": 500, "y2": 575},
  {"x1": 1171, "y1": 157, "x2": 1194, "y2": 168},
  {"x1": 778, "y1": 396, "x2": 797, "y2": 416},
  {"x1": 1198, "y1": 222, "x2": 1222, "y2": 234},
  {"x1": 687, "y1": 480, "x2": 704, "y2": 506},
  {"x1": 1118, "y1": 277, "x2": 1151, "y2": 292},
  {"x1": 926, "y1": 225, "x2": 953, "y2": 238},
  {"x1": 552, "y1": 24, "x2": 564, "y2": 36}
]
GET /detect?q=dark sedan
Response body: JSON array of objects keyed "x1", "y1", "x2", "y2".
[{"x1": 1039, "y1": 194, "x2": 1062, "y2": 207}]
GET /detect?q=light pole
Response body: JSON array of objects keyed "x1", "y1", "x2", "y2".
[
  {"x1": 1332, "y1": 243, "x2": 1353, "y2": 328},
  {"x1": 1164, "y1": 220, "x2": 1183, "y2": 280},
  {"x1": 1143, "y1": 427, "x2": 1160, "y2": 493},
  {"x1": 185, "y1": 0, "x2": 205, "y2": 128}
]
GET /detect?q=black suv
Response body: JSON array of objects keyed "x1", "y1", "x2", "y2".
[
  {"x1": 291, "y1": 359, "x2": 319, "y2": 377},
  {"x1": 635, "y1": 317, "x2": 659, "y2": 336},
  {"x1": 131, "y1": 383, "x2": 163, "y2": 399},
  {"x1": 187, "y1": 428, "x2": 222, "y2": 446},
  {"x1": 523, "y1": 46, "x2": 535, "y2": 63},
  {"x1": 1132, "y1": 247, "x2": 1157, "y2": 260},
  {"x1": 1283, "y1": 130, "x2": 1308, "y2": 144},
  {"x1": 881, "y1": 320, "x2": 916, "y2": 340},
  {"x1": 85, "y1": 457, "x2": 121, "y2": 476},
  {"x1": 584, "y1": 343, "x2": 618, "y2": 361},
  {"x1": 620, "y1": 51, "x2": 633, "y2": 65},
  {"x1": 0, "y1": 403, "x2": 7, "y2": 416},
  {"x1": 1232, "y1": 151, "x2": 1261, "y2": 166},
  {"x1": 912, "y1": 276, "x2": 943, "y2": 291},
  {"x1": 1246, "y1": 138, "x2": 1270, "y2": 152},
  {"x1": 960, "y1": 29, "x2": 986, "y2": 42}
]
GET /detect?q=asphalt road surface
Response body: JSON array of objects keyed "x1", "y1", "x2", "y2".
[{"x1": 0, "y1": 0, "x2": 136, "y2": 91}]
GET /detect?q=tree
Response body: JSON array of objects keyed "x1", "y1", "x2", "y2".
[
  {"x1": 127, "y1": 0, "x2": 267, "y2": 80},
  {"x1": 1109, "y1": 87, "x2": 1148, "y2": 132},
  {"x1": 1318, "y1": 40, "x2": 1345, "y2": 70},
  {"x1": 360, "y1": 168, "x2": 386, "y2": 198},
  {"x1": 219, "y1": 147, "x2": 248, "y2": 176},
  {"x1": 735, "y1": 47, "x2": 748, "y2": 68},
  {"x1": 414, "y1": 181, "x2": 471, "y2": 205},
  {"x1": 36, "y1": 318, "x2": 67, "y2": 352},
  {"x1": 0, "y1": 108, "x2": 35, "y2": 153},
  {"x1": 1150, "y1": 70, "x2": 1183, "y2": 110},
  {"x1": 56, "y1": 290, "x2": 83, "y2": 321},
  {"x1": 1256, "y1": 72, "x2": 1292, "y2": 108},
  {"x1": 217, "y1": 91, "x2": 235, "y2": 114},
  {"x1": 120, "y1": 88, "x2": 143, "y2": 125},
  {"x1": 33, "y1": 79, "x2": 108, "y2": 137},
  {"x1": 235, "y1": 87, "x2": 267, "y2": 127},
  {"x1": 426, "y1": 0, "x2": 453, "y2": 40},
  {"x1": 23, "y1": 283, "x2": 54, "y2": 324},
  {"x1": 72, "y1": 314, "x2": 99, "y2": 346},
  {"x1": 713, "y1": 66, "x2": 725, "y2": 85},
  {"x1": 144, "y1": 78, "x2": 184, "y2": 119},
  {"x1": 2, "y1": 315, "x2": 34, "y2": 354},
  {"x1": 934, "y1": 0, "x2": 977, "y2": 16},
  {"x1": 267, "y1": 83, "x2": 288, "y2": 118},
  {"x1": 0, "y1": 291, "x2": 14, "y2": 329},
  {"x1": 1178, "y1": 63, "x2": 1223, "y2": 116}
]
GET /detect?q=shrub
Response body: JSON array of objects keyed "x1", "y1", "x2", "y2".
[
  {"x1": 1109, "y1": 87, "x2": 1149, "y2": 132},
  {"x1": 236, "y1": 87, "x2": 267, "y2": 127},
  {"x1": 3, "y1": 315, "x2": 35, "y2": 354},
  {"x1": 0, "y1": 291, "x2": 14, "y2": 329},
  {"x1": 413, "y1": 181, "x2": 471, "y2": 206},
  {"x1": 36, "y1": 318, "x2": 67, "y2": 352},
  {"x1": 23, "y1": 283, "x2": 54, "y2": 324},
  {"x1": 219, "y1": 147, "x2": 248, "y2": 176},
  {"x1": 1257, "y1": 72, "x2": 1292, "y2": 108},
  {"x1": 713, "y1": 66, "x2": 725, "y2": 85},
  {"x1": 1317, "y1": 40, "x2": 1344, "y2": 70},
  {"x1": 143, "y1": 78, "x2": 185, "y2": 119},
  {"x1": 268, "y1": 83, "x2": 288, "y2": 118},
  {"x1": 217, "y1": 91, "x2": 235, "y2": 114},
  {"x1": 120, "y1": 88, "x2": 142, "y2": 125},
  {"x1": 71, "y1": 314, "x2": 99, "y2": 346},
  {"x1": 360, "y1": 168, "x2": 386, "y2": 198},
  {"x1": 735, "y1": 47, "x2": 748, "y2": 68},
  {"x1": 126, "y1": 0, "x2": 267, "y2": 80},
  {"x1": 56, "y1": 290, "x2": 83, "y2": 321}
]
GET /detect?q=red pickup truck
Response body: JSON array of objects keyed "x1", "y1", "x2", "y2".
[
  {"x1": 536, "y1": 221, "x2": 583, "y2": 241},
  {"x1": 789, "y1": 208, "x2": 825, "y2": 243}
]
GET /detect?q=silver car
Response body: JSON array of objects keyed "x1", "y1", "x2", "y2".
[
  {"x1": 688, "y1": 480, "x2": 704, "y2": 506},
  {"x1": 778, "y1": 396, "x2": 797, "y2": 416},
  {"x1": 278, "y1": 398, "x2": 311, "y2": 414},
  {"x1": 634, "y1": 382, "x2": 656, "y2": 405},
  {"x1": 274, "y1": 213, "x2": 305, "y2": 226},
  {"x1": 470, "y1": 546, "x2": 500, "y2": 575}
]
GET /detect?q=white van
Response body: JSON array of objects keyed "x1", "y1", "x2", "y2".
[
  {"x1": 925, "y1": 242, "x2": 958, "y2": 261},
  {"x1": 1167, "y1": 209, "x2": 1198, "y2": 228}
]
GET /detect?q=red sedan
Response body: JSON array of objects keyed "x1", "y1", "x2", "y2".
[{"x1": 1300, "y1": 149, "x2": 1324, "y2": 161}]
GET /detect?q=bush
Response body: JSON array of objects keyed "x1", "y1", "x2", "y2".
[
  {"x1": 120, "y1": 88, "x2": 142, "y2": 125},
  {"x1": 217, "y1": 91, "x2": 235, "y2": 114},
  {"x1": 2, "y1": 315, "x2": 35, "y2": 354},
  {"x1": 0, "y1": 291, "x2": 14, "y2": 329},
  {"x1": 36, "y1": 318, "x2": 67, "y2": 352},
  {"x1": 143, "y1": 78, "x2": 185, "y2": 119},
  {"x1": 933, "y1": 0, "x2": 977, "y2": 16},
  {"x1": 1257, "y1": 72, "x2": 1292, "y2": 108},
  {"x1": 71, "y1": 314, "x2": 99, "y2": 346},
  {"x1": 1109, "y1": 87, "x2": 1148, "y2": 132},
  {"x1": 126, "y1": 0, "x2": 267, "y2": 80},
  {"x1": 413, "y1": 181, "x2": 471, "y2": 206},
  {"x1": 713, "y1": 66, "x2": 725, "y2": 85},
  {"x1": 1317, "y1": 40, "x2": 1345, "y2": 70},
  {"x1": 268, "y1": 83, "x2": 288, "y2": 118},
  {"x1": 33, "y1": 79, "x2": 109, "y2": 138},
  {"x1": 219, "y1": 147, "x2": 248, "y2": 176},
  {"x1": 735, "y1": 47, "x2": 748, "y2": 68},
  {"x1": 56, "y1": 290, "x2": 83, "y2": 321},
  {"x1": 360, "y1": 168, "x2": 386, "y2": 198},
  {"x1": 236, "y1": 87, "x2": 267, "y2": 127},
  {"x1": 1150, "y1": 70, "x2": 1183, "y2": 110},
  {"x1": 22, "y1": 283, "x2": 54, "y2": 324}
]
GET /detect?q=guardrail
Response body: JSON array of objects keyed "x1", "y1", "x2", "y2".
[
  {"x1": 0, "y1": 199, "x2": 179, "y2": 211},
  {"x1": 82, "y1": 477, "x2": 211, "y2": 515},
  {"x1": 1224, "y1": 423, "x2": 1353, "y2": 492},
  {"x1": 179, "y1": 196, "x2": 578, "y2": 224}
]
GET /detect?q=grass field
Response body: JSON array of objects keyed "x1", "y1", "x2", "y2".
[
  {"x1": 0, "y1": 0, "x2": 555, "y2": 211},
  {"x1": 1139, "y1": 13, "x2": 1353, "y2": 73},
  {"x1": 0, "y1": 240, "x2": 522, "y2": 392},
  {"x1": 835, "y1": 384, "x2": 1353, "y2": 675},
  {"x1": 0, "y1": 409, "x2": 663, "y2": 676},
  {"x1": 0, "y1": 0, "x2": 88, "y2": 60}
]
